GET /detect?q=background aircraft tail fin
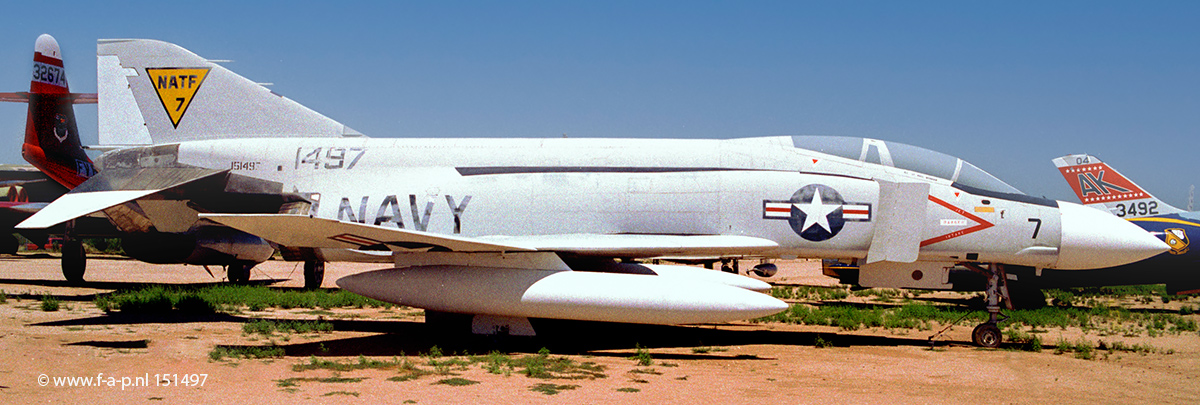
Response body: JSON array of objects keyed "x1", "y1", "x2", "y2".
[
  {"x1": 1051, "y1": 153, "x2": 1183, "y2": 218},
  {"x1": 19, "y1": 34, "x2": 96, "y2": 189},
  {"x1": 97, "y1": 39, "x2": 363, "y2": 145}
]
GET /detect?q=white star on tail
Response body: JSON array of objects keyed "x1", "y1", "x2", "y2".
[{"x1": 797, "y1": 188, "x2": 835, "y2": 233}]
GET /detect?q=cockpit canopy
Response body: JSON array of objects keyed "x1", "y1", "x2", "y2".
[{"x1": 791, "y1": 136, "x2": 1023, "y2": 195}]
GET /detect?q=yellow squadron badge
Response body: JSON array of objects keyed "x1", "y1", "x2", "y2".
[
  {"x1": 146, "y1": 68, "x2": 210, "y2": 128},
  {"x1": 1165, "y1": 228, "x2": 1189, "y2": 255}
]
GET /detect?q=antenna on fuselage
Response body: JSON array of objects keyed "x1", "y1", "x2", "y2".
[{"x1": 1189, "y1": 185, "x2": 1194, "y2": 211}]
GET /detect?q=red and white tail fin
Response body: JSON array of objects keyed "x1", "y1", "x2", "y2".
[
  {"x1": 1051, "y1": 154, "x2": 1183, "y2": 218},
  {"x1": 18, "y1": 34, "x2": 96, "y2": 189}
]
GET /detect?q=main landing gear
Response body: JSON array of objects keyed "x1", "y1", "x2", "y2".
[
  {"x1": 227, "y1": 262, "x2": 254, "y2": 284},
  {"x1": 61, "y1": 220, "x2": 86, "y2": 283},
  {"x1": 303, "y1": 260, "x2": 325, "y2": 289},
  {"x1": 965, "y1": 263, "x2": 1012, "y2": 348}
]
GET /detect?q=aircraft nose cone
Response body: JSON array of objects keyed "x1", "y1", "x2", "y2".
[{"x1": 1056, "y1": 201, "x2": 1168, "y2": 270}]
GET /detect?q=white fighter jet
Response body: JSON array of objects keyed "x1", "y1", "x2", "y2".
[{"x1": 12, "y1": 37, "x2": 1167, "y2": 347}]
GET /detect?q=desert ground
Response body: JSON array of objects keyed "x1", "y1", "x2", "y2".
[{"x1": 0, "y1": 255, "x2": 1197, "y2": 404}]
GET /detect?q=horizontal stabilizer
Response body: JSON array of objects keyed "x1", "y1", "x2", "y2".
[
  {"x1": 15, "y1": 167, "x2": 226, "y2": 229},
  {"x1": 478, "y1": 234, "x2": 779, "y2": 258},
  {"x1": 199, "y1": 214, "x2": 536, "y2": 253},
  {"x1": 16, "y1": 189, "x2": 157, "y2": 229},
  {"x1": 0, "y1": 92, "x2": 97, "y2": 103}
]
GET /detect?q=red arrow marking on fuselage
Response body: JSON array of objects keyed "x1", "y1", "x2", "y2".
[{"x1": 919, "y1": 195, "x2": 995, "y2": 247}]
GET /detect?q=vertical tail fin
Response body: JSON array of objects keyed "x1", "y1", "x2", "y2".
[
  {"x1": 97, "y1": 38, "x2": 362, "y2": 145},
  {"x1": 20, "y1": 34, "x2": 96, "y2": 189},
  {"x1": 1051, "y1": 153, "x2": 1183, "y2": 218}
]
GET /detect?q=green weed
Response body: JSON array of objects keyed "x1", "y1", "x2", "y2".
[
  {"x1": 759, "y1": 301, "x2": 1198, "y2": 337},
  {"x1": 293, "y1": 355, "x2": 405, "y2": 372},
  {"x1": 1003, "y1": 329, "x2": 1042, "y2": 351},
  {"x1": 505, "y1": 348, "x2": 605, "y2": 380},
  {"x1": 209, "y1": 345, "x2": 285, "y2": 361},
  {"x1": 95, "y1": 284, "x2": 392, "y2": 315},
  {"x1": 321, "y1": 391, "x2": 360, "y2": 397},
  {"x1": 243, "y1": 319, "x2": 334, "y2": 336},
  {"x1": 529, "y1": 383, "x2": 579, "y2": 395},
  {"x1": 433, "y1": 377, "x2": 478, "y2": 386},
  {"x1": 40, "y1": 295, "x2": 59, "y2": 312},
  {"x1": 630, "y1": 345, "x2": 653, "y2": 366}
]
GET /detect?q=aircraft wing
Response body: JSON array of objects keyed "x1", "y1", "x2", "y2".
[
  {"x1": 200, "y1": 213, "x2": 778, "y2": 257},
  {"x1": 478, "y1": 234, "x2": 779, "y2": 257},
  {"x1": 200, "y1": 213, "x2": 536, "y2": 252}
]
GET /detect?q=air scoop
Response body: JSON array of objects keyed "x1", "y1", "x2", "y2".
[{"x1": 1055, "y1": 201, "x2": 1168, "y2": 269}]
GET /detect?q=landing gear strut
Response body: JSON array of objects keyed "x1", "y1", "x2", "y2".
[
  {"x1": 966, "y1": 263, "x2": 1012, "y2": 348},
  {"x1": 61, "y1": 220, "x2": 85, "y2": 283},
  {"x1": 303, "y1": 260, "x2": 325, "y2": 289}
]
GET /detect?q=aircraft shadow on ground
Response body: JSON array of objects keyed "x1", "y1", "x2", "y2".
[
  {"x1": 212, "y1": 318, "x2": 951, "y2": 358},
  {"x1": 33, "y1": 312, "x2": 247, "y2": 326},
  {"x1": 0, "y1": 277, "x2": 283, "y2": 291},
  {"x1": 33, "y1": 310, "x2": 956, "y2": 355}
]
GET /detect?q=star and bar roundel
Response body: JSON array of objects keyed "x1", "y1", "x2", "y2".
[
  {"x1": 764, "y1": 185, "x2": 994, "y2": 244},
  {"x1": 763, "y1": 184, "x2": 871, "y2": 241}
]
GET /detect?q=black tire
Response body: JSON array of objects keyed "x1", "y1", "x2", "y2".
[
  {"x1": 303, "y1": 260, "x2": 325, "y2": 289},
  {"x1": 228, "y1": 262, "x2": 252, "y2": 284},
  {"x1": 62, "y1": 239, "x2": 86, "y2": 283},
  {"x1": 972, "y1": 323, "x2": 1002, "y2": 348}
]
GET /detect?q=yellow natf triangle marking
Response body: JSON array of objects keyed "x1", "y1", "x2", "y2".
[{"x1": 146, "y1": 68, "x2": 211, "y2": 128}]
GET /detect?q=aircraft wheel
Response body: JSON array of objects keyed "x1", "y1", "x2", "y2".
[
  {"x1": 972, "y1": 323, "x2": 1002, "y2": 348},
  {"x1": 303, "y1": 260, "x2": 325, "y2": 289},
  {"x1": 228, "y1": 263, "x2": 253, "y2": 284},
  {"x1": 62, "y1": 239, "x2": 86, "y2": 283}
]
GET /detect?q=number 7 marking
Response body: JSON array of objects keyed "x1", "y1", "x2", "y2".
[{"x1": 1027, "y1": 218, "x2": 1042, "y2": 239}]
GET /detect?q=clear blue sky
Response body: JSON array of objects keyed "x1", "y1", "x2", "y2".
[{"x1": 2, "y1": 1, "x2": 1198, "y2": 206}]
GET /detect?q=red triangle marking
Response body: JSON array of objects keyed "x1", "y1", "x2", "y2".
[{"x1": 919, "y1": 195, "x2": 995, "y2": 247}]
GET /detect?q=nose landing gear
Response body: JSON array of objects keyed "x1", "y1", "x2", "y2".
[{"x1": 965, "y1": 263, "x2": 1013, "y2": 348}]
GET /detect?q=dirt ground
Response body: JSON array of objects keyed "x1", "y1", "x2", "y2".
[{"x1": 0, "y1": 256, "x2": 1197, "y2": 404}]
